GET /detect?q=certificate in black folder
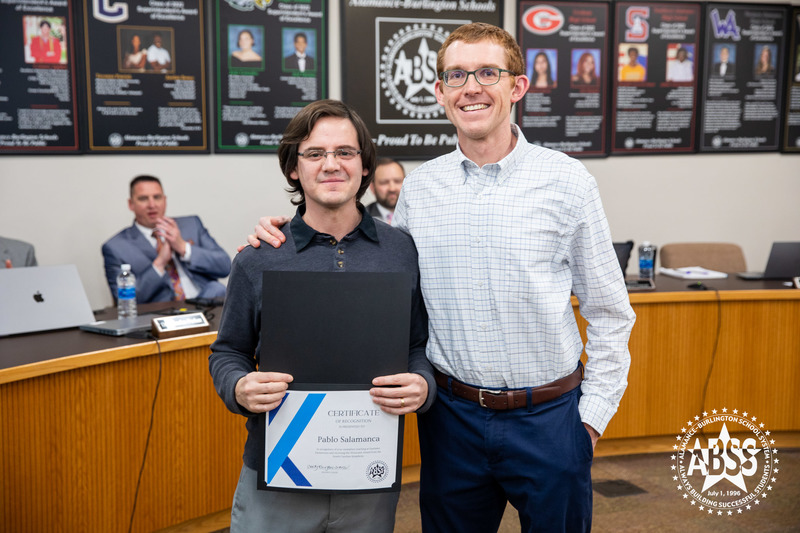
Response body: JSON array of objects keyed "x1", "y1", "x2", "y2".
[{"x1": 258, "y1": 271, "x2": 411, "y2": 493}]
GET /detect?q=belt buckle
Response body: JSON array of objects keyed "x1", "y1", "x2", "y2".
[{"x1": 478, "y1": 388, "x2": 501, "y2": 408}]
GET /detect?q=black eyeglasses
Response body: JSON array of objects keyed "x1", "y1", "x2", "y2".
[
  {"x1": 297, "y1": 148, "x2": 362, "y2": 162},
  {"x1": 439, "y1": 67, "x2": 516, "y2": 88}
]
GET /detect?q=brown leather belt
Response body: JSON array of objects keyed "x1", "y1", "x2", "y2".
[{"x1": 434, "y1": 363, "x2": 584, "y2": 410}]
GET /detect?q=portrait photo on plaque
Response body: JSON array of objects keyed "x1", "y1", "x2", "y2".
[
  {"x1": 23, "y1": 16, "x2": 67, "y2": 65},
  {"x1": 570, "y1": 49, "x2": 601, "y2": 87},
  {"x1": 665, "y1": 43, "x2": 695, "y2": 83},
  {"x1": 711, "y1": 43, "x2": 737, "y2": 78},
  {"x1": 229, "y1": 25, "x2": 264, "y2": 70},
  {"x1": 116, "y1": 27, "x2": 175, "y2": 74},
  {"x1": 752, "y1": 44, "x2": 777, "y2": 78},
  {"x1": 618, "y1": 43, "x2": 648, "y2": 82},
  {"x1": 282, "y1": 28, "x2": 316, "y2": 75},
  {"x1": 527, "y1": 48, "x2": 558, "y2": 90}
]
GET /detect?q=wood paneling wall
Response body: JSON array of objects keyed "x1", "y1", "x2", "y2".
[
  {"x1": 1, "y1": 342, "x2": 245, "y2": 532},
  {"x1": 1, "y1": 336, "x2": 426, "y2": 532},
  {"x1": 586, "y1": 291, "x2": 800, "y2": 439}
]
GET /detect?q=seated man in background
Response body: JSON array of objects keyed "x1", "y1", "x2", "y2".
[
  {"x1": 1, "y1": 236, "x2": 37, "y2": 268},
  {"x1": 366, "y1": 157, "x2": 405, "y2": 224},
  {"x1": 102, "y1": 175, "x2": 230, "y2": 303}
]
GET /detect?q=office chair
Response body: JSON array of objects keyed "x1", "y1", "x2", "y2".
[
  {"x1": 660, "y1": 242, "x2": 747, "y2": 273},
  {"x1": 613, "y1": 241, "x2": 634, "y2": 276}
]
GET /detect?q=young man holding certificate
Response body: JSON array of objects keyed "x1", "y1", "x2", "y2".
[{"x1": 209, "y1": 99, "x2": 434, "y2": 533}]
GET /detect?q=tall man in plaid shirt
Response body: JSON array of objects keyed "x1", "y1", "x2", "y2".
[{"x1": 249, "y1": 22, "x2": 635, "y2": 533}]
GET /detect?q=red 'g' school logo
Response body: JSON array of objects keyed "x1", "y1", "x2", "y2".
[{"x1": 522, "y1": 5, "x2": 565, "y2": 35}]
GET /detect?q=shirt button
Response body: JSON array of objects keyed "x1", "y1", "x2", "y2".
[
  {"x1": 337, "y1": 249, "x2": 344, "y2": 255},
  {"x1": 480, "y1": 323, "x2": 487, "y2": 330},
  {"x1": 337, "y1": 261, "x2": 344, "y2": 268},
  {"x1": 330, "y1": 239, "x2": 337, "y2": 246}
]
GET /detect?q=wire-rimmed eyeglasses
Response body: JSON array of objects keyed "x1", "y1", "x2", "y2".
[
  {"x1": 439, "y1": 67, "x2": 517, "y2": 88},
  {"x1": 298, "y1": 148, "x2": 362, "y2": 162}
]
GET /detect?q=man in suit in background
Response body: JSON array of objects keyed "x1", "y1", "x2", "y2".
[
  {"x1": 366, "y1": 157, "x2": 405, "y2": 224},
  {"x1": 284, "y1": 32, "x2": 314, "y2": 73},
  {"x1": 1, "y1": 236, "x2": 37, "y2": 268},
  {"x1": 102, "y1": 175, "x2": 230, "y2": 303}
]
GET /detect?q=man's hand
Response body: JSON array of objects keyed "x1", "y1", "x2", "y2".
[
  {"x1": 238, "y1": 216, "x2": 291, "y2": 252},
  {"x1": 584, "y1": 423, "x2": 600, "y2": 451},
  {"x1": 370, "y1": 373, "x2": 428, "y2": 415},
  {"x1": 152, "y1": 233, "x2": 173, "y2": 271},
  {"x1": 155, "y1": 216, "x2": 187, "y2": 257},
  {"x1": 235, "y1": 371, "x2": 294, "y2": 413}
]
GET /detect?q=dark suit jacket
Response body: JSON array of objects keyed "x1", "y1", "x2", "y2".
[
  {"x1": 284, "y1": 53, "x2": 314, "y2": 71},
  {"x1": 102, "y1": 216, "x2": 230, "y2": 303},
  {"x1": 365, "y1": 202, "x2": 394, "y2": 224},
  {"x1": 713, "y1": 61, "x2": 735, "y2": 76},
  {"x1": 0, "y1": 236, "x2": 37, "y2": 268},
  {"x1": 366, "y1": 202, "x2": 381, "y2": 219}
]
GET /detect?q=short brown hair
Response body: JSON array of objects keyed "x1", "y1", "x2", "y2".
[
  {"x1": 278, "y1": 99, "x2": 376, "y2": 206},
  {"x1": 129, "y1": 175, "x2": 162, "y2": 197},
  {"x1": 437, "y1": 23, "x2": 524, "y2": 78},
  {"x1": 376, "y1": 157, "x2": 405, "y2": 175}
]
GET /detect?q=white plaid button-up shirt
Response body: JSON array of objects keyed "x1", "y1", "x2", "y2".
[{"x1": 394, "y1": 126, "x2": 635, "y2": 433}]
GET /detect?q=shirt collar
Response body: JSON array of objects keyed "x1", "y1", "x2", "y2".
[
  {"x1": 375, "y1": 203, "x2": 393, "y2": 222},
  {"x1": 290, "y1": 204, "x2": 379, "y2": 252},
  {"x1": 455, "y1": 124, "x2": 527, "y2": 185},
  {"x1": 134, "y1": 221, "x2": 158, "y2": 245}
]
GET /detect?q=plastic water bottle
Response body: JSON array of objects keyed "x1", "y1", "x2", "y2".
[
  {"x1": 638, "y1": 242, "x2": 656, "y2": 279},
  {"x1": 117, "y1": 264, "x2": 138, "y2": 318}
]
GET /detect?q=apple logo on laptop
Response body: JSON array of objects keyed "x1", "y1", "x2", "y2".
[{"x1": 33, "y1": 291, "x2": 44, "y2": 303}]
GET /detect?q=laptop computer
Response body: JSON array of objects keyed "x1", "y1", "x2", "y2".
[
  {"x1": 0, "y1": 264, "x2": 96, "y2": 336},
  {"x1": 737, "y1": 242, "x2": 800, "y2": 280},
  {"x1": 625, "y1": 278, "x2": 656, "y2": 291},
  {"x1": 80, "y1": 314, "x2": 167, "y2": 337}
]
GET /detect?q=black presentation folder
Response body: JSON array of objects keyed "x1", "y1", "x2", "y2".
[{"x1": 260, "y1": 271, "x2": 412, "y2": 389}]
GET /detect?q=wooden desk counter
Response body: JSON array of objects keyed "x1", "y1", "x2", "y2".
[
  {"x1": 0, "y1": 304, "x2": 420, "y2": 532},
  {"x1": 578, "y1": 276, "x2": 800, "y2": 440}
]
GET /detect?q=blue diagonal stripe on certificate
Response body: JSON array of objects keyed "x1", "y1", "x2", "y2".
[
  {"x1": 268, "y1": 393, "x2": 289, "y2": 425},
  {"x1": 267, "y1": 393, "x2": 326, "y2": 484},
  {"x1": 279, "y1": 457, "x2": 311, "y2": 486}
]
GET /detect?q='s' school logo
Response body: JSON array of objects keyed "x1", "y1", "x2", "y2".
[
  {"x1": 522, "y1": 5, "x2": 564, "y2": 35},
  {"x1": 624, "y1": 6, "x2": 650, "y2": 42}
]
